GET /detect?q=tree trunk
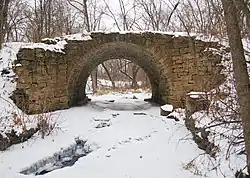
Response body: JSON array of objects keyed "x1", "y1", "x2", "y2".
[
  {"x1": 46, "y1": 0, "x2": 52, "y2": 37},
  {"x1": 0, "y1": 0, "x2": 10, "y2": 50},
  {"x1": 221, "y1": 0, "x2": 250, "y2": 173},
  {"x1": 233, "y1": 0, "x2": 250, "y2": 36},
  {"x1": 40, "y1": 0, "x2": 44, "y2": 40},
  {"x1": 83, "y1": 0, "x2": 97, "y2": 93},
  {"x1": 0, "y1": 1, "x2": 3, "y2": 49},
  {"x1": 102, "y1": 63, "x2": 115, "y2": 89},
  {"x1": 91, "y1": 69, "x2": 98, "y2": 93},
  {"x1": 131, "y1": 64, "x2": 139, "y2": 89}
]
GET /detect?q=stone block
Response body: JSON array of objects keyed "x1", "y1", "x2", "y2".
[
  {"x1": 170, "y1": 49, "x2": 180, "y2": 56},
  {"x1": 35, "y1": 48, "x2": 45, "y2": 58},
  {"x1": 185, "y1": 93, "x2": 210, "y2": 115},
  {"x1": 17, "y1": 49, "x2": 35, "y2": 60},
  {"x1": 160, "y1": 104, "x2": 173, "y2": 116}
]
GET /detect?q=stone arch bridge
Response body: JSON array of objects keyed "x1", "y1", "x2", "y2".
[{"x1": 13, "y1": 32, "x2": 225, "y2": 114}]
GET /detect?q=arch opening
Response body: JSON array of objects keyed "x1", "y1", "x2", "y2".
[
  {"x1": 85, "y1": 58, "x2": 152, "y2": 94},
  {"x1": 68, "y1": 42, "x2": 167, "y2": 107}
]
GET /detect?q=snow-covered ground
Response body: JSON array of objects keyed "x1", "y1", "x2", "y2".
[
  {"x1": 0, "y1": 91, "x2": 235, "y2": 178},
  {"x1": 0, "y1": 39, "x2": 248, "y2": 178},
  {"x1": 0, "y1": 93, "x2": 198, "y2": 178},
  {"x1": 0, "y1": 91, "x2": 245, "y2": 178}
]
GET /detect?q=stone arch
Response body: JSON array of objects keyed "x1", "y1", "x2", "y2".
[
  {"x1": 14, "y1": 32, "x2": 226, "y2": 114},
  {"x1": 68, "y1": 42, "x2": 168, "y2": 106}
]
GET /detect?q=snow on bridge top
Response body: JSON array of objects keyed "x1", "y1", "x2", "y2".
[{"x1": 20, "y1": 31, "x2": 222, "y2": 54}]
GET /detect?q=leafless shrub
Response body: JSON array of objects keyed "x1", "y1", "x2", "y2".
[
  {"x1": 11, "y1": 111, "x2": 29, "y2": 131},
  {"x1": 36, "y1": 112, "x2": 61, "y2": 139},
  {"x1": 1, "y1": 90, "x2": 62, "y2": 139}
]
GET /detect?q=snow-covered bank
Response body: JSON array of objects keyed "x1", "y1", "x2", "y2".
[{"x1": 0, "y1": 42, "x2": 29, "y2": 135}]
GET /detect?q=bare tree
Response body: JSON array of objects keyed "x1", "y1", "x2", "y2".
[
  {"x1": 0, "y1": 0, "x2": 10, "y2": 49},
  {"x1": 22, "y1": 0, "x2": 78, "y2": 42},
  {"x1": 102, "y1": 0, "x2": 144, "y2": 89},
  {"x1": 4, "y1": 0, "x2": 29, "y2": 42},
  {"x1": 135, "y1": 0, "x2": 164, "y2": 30},
  {"x1": 233, "y1": 0, "x2": 250, "y2": 36},
  {"x1": 81, "y1": 0, "x2": 98, "y2": 93},
  {"x1": 133, "y1": 0, "x2": 179, "y2": 31},
  {"x1": 221, "y1": 0, "x2": 250, "y2": 173},
  {"x1": 172, "y1": 0, "x2": 225, "y2": 36},
  {"x1": 68, "y1": 0, "x2": 107, "y2": 93}
]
